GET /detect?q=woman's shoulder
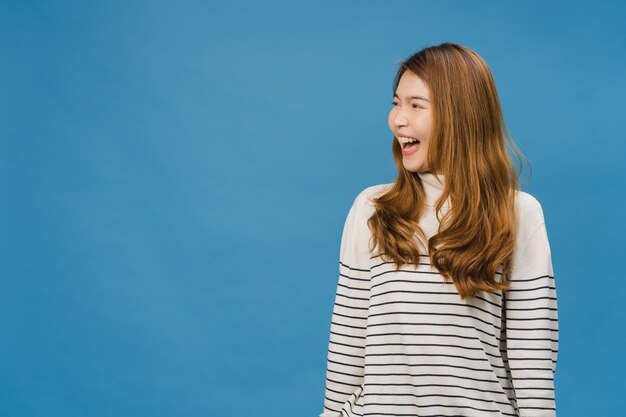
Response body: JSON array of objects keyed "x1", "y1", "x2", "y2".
[
  {"x1": 515, "y1": 190, "x2": 546, "y2": 223},
  {"x1": 354, "y1": 184, "x2": 544, "y2": 207},
  {"x1": 349, "y1": 184, "x2": 546, "y2": 224},
  {"x1": 514, "y1": 190, "x2": 548, "y2": 247},
  {"x1": 352, "y1": 182, "x2": 394, "y2": 210}
]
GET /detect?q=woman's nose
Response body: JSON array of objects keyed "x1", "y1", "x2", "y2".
[{"x1": 393, "y1": 111, "x2": 408, "y2": 128}]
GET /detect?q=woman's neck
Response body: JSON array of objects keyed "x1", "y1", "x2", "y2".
[{"x1": 417, "y1": 171, "x2": 449, "y2": 208}]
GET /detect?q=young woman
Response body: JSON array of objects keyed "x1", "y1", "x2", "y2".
[{"x1": 319, "y1": 43, "x2": 559, "y2": 417}]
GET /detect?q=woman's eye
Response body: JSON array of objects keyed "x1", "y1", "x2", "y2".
[{"x1": 391, "y1": 101, "x2": 422, "y2": 109}]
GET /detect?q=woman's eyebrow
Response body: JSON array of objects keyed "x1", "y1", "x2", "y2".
[{"x1": 394, "y1": 93, "x2": 430, "y2": 102}]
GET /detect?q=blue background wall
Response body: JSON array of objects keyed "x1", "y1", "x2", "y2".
[{"x1": 1, "y1": 1, "x2": 624, "y2": 416}]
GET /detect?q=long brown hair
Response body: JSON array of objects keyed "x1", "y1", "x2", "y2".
[{"x1": 367, "y1": 42, "x2": 530, "y2": 299}]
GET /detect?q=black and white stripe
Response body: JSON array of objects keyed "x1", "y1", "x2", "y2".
[{"x1": 320, "y1": 184, "x2": 558, "y2": 417}]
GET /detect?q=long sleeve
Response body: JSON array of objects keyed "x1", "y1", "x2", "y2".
[
  {"x1": 504, "y1": 214, "x2": 559, "y2": 416},
  {"x1": 319, "y1": 195, "x2": 372, "y2": 417}
]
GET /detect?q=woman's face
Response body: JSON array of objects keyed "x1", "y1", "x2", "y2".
[{"x1": 388, "y1": 70, "x2": 433, "y2": 173}]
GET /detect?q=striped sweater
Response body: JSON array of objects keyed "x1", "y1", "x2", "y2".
[{"x1": 319, "y1": 172, "x2": 559, "y2": 417}]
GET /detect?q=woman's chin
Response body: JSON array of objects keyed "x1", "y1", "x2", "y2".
[{"x1": 403, "y1": 161, "x2": 427, "y2": 173}]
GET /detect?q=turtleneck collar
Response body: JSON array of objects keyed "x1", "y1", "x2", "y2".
[{"x1": 417, "y1": 171, "x2": 450, "y2": 208}]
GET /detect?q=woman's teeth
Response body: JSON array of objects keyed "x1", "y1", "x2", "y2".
[{"x1": 398, "y1": 136, "x2": 420, "y2": 148}]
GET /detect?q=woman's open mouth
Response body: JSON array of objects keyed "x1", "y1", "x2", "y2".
[{"x1": 398, "y1": 136, "x2": 420, "y2": 155}]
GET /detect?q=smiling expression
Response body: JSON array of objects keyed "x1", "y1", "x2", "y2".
[{"x1": 388, "y1": 70, "x2": 433, "y2": 173}]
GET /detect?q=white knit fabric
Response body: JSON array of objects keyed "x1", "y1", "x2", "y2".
[{"x1": 319, "y1": 173, "x2": 559, "y2": 417}]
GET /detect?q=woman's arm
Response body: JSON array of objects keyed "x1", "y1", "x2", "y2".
[
  {"x1": 504, "y1": 210, "x2": 559, "y2": 417},
  {"x1": 319, "y1": 194, "x2": 372, "y2": 417}
]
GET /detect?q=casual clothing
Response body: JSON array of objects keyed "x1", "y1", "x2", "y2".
[{"x1": 319, "y1": 172, "x2": 559, "y2": 417}]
